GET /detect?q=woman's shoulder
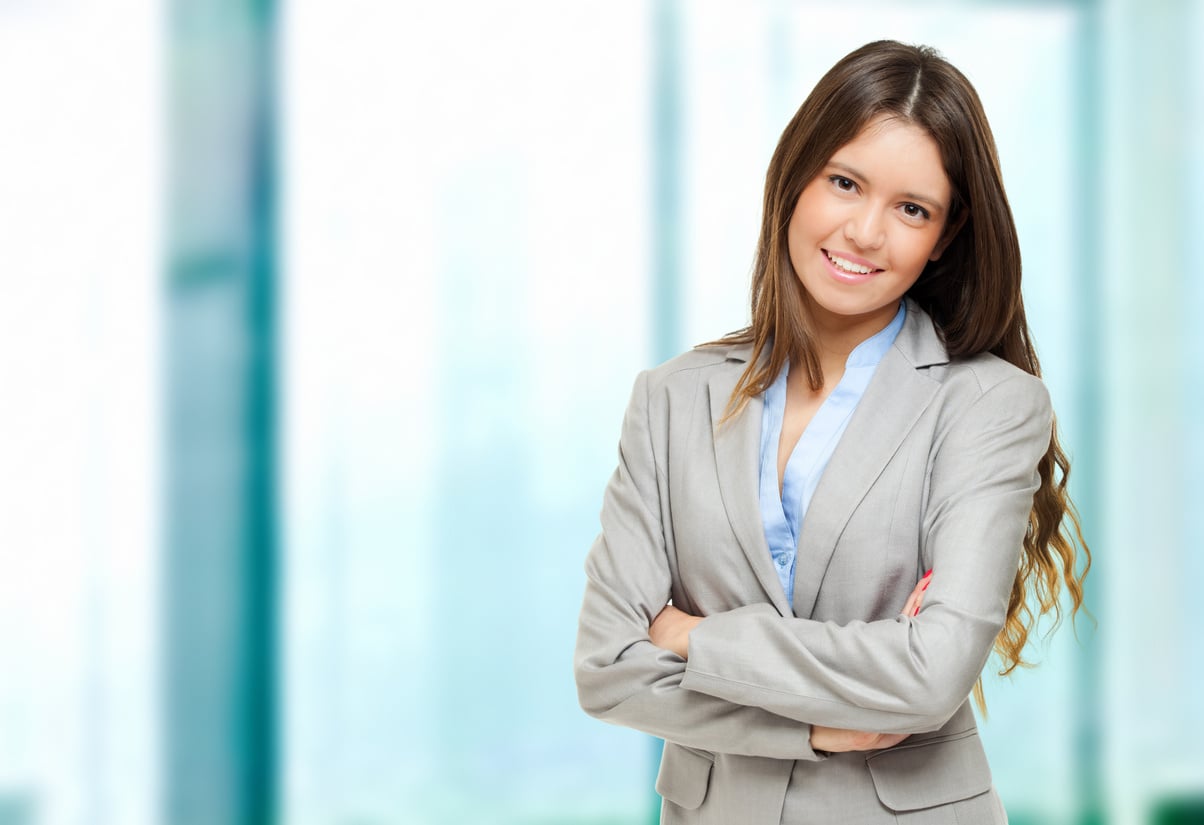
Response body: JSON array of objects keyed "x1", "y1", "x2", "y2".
[
  {"x1": 940, "y1": 351, "x2": 1047, "y2": 397},
  {"x1": 933, "y1": 352, "x2": 1052, "y2": 426},
  {"x1": 903, "y1": 300, "x2": 1046, "y2": 401},
  {"x1": 640, "y1": 339, "x2": 752, "y2": 394}
]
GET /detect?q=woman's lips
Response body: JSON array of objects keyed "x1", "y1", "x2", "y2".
[{"x1": 821, "y1": 249, "x2": 883, "y2": 284}]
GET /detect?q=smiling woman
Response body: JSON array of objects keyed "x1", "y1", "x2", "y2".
[{"x1": 574, "y1": 39, "x2": 1090, "y2": 825}]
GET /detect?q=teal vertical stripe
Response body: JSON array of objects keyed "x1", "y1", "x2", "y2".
[
  {"x1": 1070, "y1": 5, "x2": 1105, "y2": 823},
  {"x1": 165, "y1": 1, "x2": 278, "y2": 823},
  {"x1": 243, "y1": 5, "x2": 279, "y2": 821}
]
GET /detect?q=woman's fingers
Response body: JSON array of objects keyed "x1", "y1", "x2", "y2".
[
  {"x1": 871, "y1": 732, "x2": 909, "y2": 749},
  {"x1": 901, "y1": 569, "x2": 933, "y2": 617},
  {"x1": 810, "y1": 724, "x2": 910, "y2": 752}
]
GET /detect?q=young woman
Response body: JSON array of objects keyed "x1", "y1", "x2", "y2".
[{"x1": 573, "y1": 40, "x2": 1089, "y2": 824}]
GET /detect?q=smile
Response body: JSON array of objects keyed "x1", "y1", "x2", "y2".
[
  {"x1": 821, "y1": 249, "x2": 883, "y2": 283},
  {"x1": 824, "y1": 250, "x2": 881, "y2": 274}
]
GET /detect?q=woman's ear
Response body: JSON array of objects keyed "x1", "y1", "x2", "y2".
[{"x1": 929, "y1": 209, "x2": 969, "y2": 261}]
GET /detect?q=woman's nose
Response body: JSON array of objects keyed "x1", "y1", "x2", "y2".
[{"x1": 844, "y1": 205, "x2": 885, "y2": 250}]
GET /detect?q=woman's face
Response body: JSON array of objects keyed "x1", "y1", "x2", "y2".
[{"x1": 787, "y1": 114, "x2": 955, "y2": 333}]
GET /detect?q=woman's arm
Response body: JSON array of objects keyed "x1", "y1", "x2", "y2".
[
  {"x1": 574, "y1": 370, "x2": 828, "y2": 761},
  {"x1": 648, "y1": 573, "x2": 931, "y2": 752},
  {"x1": 649, "y1": 571, "x2": 933, "y2": 658},
  {"x1": 675, "y1": 374, "x2": 1052, "y2": 735}
]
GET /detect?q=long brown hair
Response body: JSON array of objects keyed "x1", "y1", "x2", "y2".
[{"x1": 718, "y1": 40, "x2": 1089, "y2": 709}]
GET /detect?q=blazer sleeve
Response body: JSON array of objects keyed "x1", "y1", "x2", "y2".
[
  {"x1": 679, "y1": 373, "x2": 1053, "y2": 735},
  {"x1": 574, "y1": 369, "x2": 826, "y2": 761}
]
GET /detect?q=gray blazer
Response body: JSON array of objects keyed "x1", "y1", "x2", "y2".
[{"x1": 574, "y1": 298, "x2": 1052, "y2": 824}]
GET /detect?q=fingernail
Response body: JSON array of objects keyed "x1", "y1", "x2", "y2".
[
  {"x1": 922, "y1": 580, "x2": 931, "y2": 591},
  {"x1": 923, "y1": 569, "x2": 933, "y2": 578},
  {"x1": 912, "y1": 606, "x2": 920, "y2": 616}
]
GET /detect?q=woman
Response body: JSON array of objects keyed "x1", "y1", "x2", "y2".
[{"x1": 574, "y1": 40, "x2": 1089, "y2": 824}]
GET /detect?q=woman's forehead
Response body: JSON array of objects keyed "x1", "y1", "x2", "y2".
[{"x1": 825, "y1": 116, "x2": 952, "y2": 203}]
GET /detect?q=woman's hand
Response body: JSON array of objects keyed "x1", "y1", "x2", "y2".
[
  {"x1": 901, "y1": 568, "x2": 933, "y2": 617},
  {"x1": 649, "y1": 604, "x2": 703, "y2": 659},
  {"x1": 810, "y1": 725, "x2": 909, "y2": 753}
]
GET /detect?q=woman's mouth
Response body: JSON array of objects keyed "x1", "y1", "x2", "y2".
[{"x1": 822, "y1": 249, "x2": 883, "y2": 283}]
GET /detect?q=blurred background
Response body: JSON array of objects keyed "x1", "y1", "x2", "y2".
[{"x1": 0, "y1": 0, "x2": 1200, "y2": 823}]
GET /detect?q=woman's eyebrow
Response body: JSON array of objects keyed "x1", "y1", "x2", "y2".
[{"x1": 827, "y1": 161, "x2": 945, "y2": 212}]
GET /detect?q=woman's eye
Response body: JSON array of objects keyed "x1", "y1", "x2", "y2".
[
  {"x1": 829, "y1": 175, "x2": 856, "y2": 192},
  {"x1": 902, "y1": 203, "x2": 931, "y2": 220}
]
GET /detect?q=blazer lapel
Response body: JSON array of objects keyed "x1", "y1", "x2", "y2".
[
  {"x1": 708, "y1": 346, "x2": 794, "y2": 617},
  {"x1": 791, "y1": 300, "x2": 949, "y2": 619}
]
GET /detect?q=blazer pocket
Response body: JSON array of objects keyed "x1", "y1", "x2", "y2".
[
  {"x1": 865, "y1": 729, "x2": 992, "y2": 812},
  {"x1": 655, "y1": 743, "x2": 715, "y2": 811}
]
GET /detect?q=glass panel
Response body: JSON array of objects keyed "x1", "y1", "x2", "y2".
[
  {"x1": 282, "y1": 2, "x2": 653, "y2": 822},
  {"x1": 0, "y1": 2, "x2": 162, "y2": 824}
]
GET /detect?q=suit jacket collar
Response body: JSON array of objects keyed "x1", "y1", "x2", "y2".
[{"x1": 707, "y1": 298, "x2": 948, "y2": 617}]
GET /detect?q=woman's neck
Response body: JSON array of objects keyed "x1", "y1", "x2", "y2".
[{"x1": 806, "y1": 300, "x2": 900, "y2": 383}]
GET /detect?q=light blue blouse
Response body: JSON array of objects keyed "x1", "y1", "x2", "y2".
[{"x1": 757, "y1": 302, "x2": 906, "y2": 608}]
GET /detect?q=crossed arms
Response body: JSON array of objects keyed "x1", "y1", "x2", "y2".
[{"x1": 573, "y1": 368, "x2": 1052, "y2": 759}]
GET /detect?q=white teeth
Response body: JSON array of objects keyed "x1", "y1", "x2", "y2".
[{"x1": 826, "y1": 252, "x2": 874, "y2": 274}]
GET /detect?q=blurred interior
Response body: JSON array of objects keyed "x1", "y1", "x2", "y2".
[{"x1": 0, "y1": 1, "x2": 1201, "y2": 823}]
